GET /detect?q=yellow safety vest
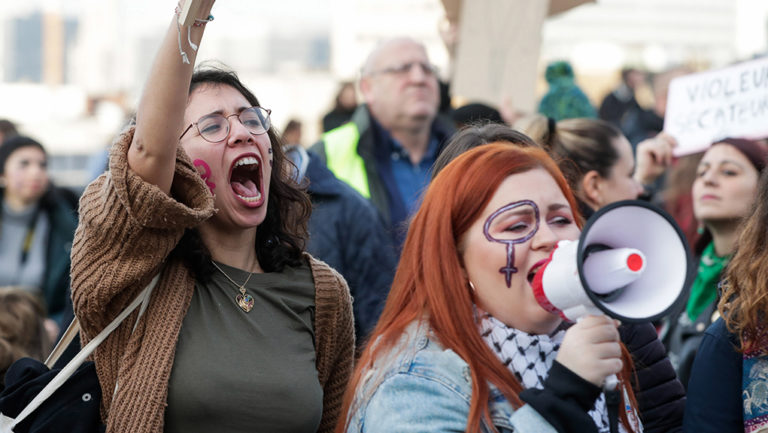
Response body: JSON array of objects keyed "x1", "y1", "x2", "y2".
[{"x1": 322, "y1": 123, "x2": 370, "y2": 199}]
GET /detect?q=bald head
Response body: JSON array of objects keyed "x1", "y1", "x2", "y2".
[
  {"x1": 359, "y1": 38, "x2": 439, "y2": 135},
  {"x1": 361, "y1": 38, "x2": 428, "y2": 77}
]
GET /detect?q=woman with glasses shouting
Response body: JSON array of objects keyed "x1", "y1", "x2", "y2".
[{"x1": 69, "y1": 1, "x2": 354, "y2": 432}]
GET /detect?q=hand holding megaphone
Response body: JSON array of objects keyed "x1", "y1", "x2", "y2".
[
  {"x1": 534, "y1": 239, "x2": 642, "y2": 390},
  {"x1": 556, "y1": 315, "x2": 623, "y2": 388}
]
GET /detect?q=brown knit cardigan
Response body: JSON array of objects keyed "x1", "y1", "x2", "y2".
[{"x1": 70, "y1": 128, "x2": 355, "y2": 433}]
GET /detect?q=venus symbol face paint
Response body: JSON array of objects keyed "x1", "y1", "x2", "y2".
[
  {"x1": 482, "y1": 200, "x2": 540, "y2": 288},
  {"x1": 460, "y1": 170, "x2": 579, "y2": 335},
  {"x1": 193, "y1": 159, "x2": 216, "y2": 194}
]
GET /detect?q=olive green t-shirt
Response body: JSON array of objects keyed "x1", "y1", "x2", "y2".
[{"x1": 164, "y1": 261, "x2": 322, "y2": 433}]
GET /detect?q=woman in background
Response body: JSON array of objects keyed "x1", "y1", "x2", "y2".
[
  {"x1": 0, "y1": 136, "x2": 78, "y2": 338},
  {"x1": 517, "y1": 116, "x2": 674, "y2": 219},
  {"x1": 664, "y1": 138, "x2": 767, "y2": 387},
  {"x1": 684, "y1": 168, "x2": 768, "y2": 432}
]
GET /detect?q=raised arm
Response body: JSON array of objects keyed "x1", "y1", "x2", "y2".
[{"x1": 128, "y1": 0, "x2": 216, "y2": 194}]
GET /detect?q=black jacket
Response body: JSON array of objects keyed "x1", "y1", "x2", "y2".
[
  {"x1": 311, "y1": 104, "x2": 454, "y2": 246},
  {"x1": 659, "y1": 247, "x2": 715, "y2": 389},
  {"x1": 41, "y1": 188, "x2": 79, "y2": 322},
  {"x1": 682, "y1": 318, "x2": 742, "y2": 432},
  {"x1": 0, "y1": 357, "x2": 104, "y2": 431},
  {"x1": 304, "y1": 151, "x2": 397, "y2": 344},
  {"x1": 620, "y1": 322, "x2": 686, "y2": 432}
]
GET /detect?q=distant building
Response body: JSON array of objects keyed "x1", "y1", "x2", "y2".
[
  {"x1": 5, "y1": 11, "x2": 78, "y2": 85},
  {"x1": 7, "y1": 14, "x2": 43, "y2": 82},
  {"x1": 542, "y1": 0, "x2": 738, "y2": 72},
  {"x1": 267, "y1": 34, "x2": 331, "y2": 72}
]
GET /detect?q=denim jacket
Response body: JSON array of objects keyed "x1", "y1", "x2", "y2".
[{"x1": 344, "y1": 321, "x2": 557, "y2": 433}]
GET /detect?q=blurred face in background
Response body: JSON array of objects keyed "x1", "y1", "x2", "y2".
[
  {"x1": 693, "y1": 143, "x2": 760, "y2": 225},
  {"x1": 1, "y1": 146, "x2": 49, "y2": 208},
  {"x1": 624, "y1": 69, "x2": 646, "y2": 90},
  {"x1": 594, "y1": 136, "x2": 643, "y2": 208},
  {"x1": 360, "y1": 39, "x2": 439, "y2": 132},
  {"x1": 337, "y1": 83, "x2": 358, "y2": 111}
]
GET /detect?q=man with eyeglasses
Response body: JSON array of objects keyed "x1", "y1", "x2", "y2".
[{"x1": 312, "y1": 37, "x2": 454, "y2": 250}]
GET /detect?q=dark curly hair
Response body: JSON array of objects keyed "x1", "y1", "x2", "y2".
[{"x1": 173, "y1": 66, "x2": 311, "y2": 279}]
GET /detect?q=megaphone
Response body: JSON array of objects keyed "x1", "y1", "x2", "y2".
[{"x1": 531, "y1": 200, "x2": 693, "y2": 324}]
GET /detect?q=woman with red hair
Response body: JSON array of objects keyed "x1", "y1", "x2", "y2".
[{"x1": 336, "y1": 143, "x2": 641, "y2": 433}]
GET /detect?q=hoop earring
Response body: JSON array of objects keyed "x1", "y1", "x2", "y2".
[{"x1": 468, "y1": 281, "x2": 476, "y2": 292}]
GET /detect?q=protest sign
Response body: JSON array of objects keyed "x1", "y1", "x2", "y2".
[
  {"x1": 442, "y1": 0, "x2": 593, "y2": 112},
  {"x1": 664, "y1": 57, "x2": 768, "y2": 156},
  {"x1": 178, "y1": 0, "x2": 206, "y2": 27}
]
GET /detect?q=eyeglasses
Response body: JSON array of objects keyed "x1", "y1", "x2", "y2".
[
  {"x1": 179, "y1": 106, "x2": 272, "y2": 143},
  {"x1": 369, "y1": 61, "x2": 437, "y2": 77}
]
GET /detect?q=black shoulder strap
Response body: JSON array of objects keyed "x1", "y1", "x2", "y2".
[{"x1": 606, "y1": 389, "x2": 620, "y2": 433}]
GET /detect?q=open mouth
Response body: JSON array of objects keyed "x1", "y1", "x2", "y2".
[
  {"x1": 527, "y1": 268, "x2": 538, "y2": 284},
  {"x1": 527, "y1": 261, "x2": 547, "y2": 284},
  {"x1": 229, "y1": 155, "x2": 263, "y2": 204}
]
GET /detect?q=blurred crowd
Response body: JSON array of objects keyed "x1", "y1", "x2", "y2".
[{"x1": 1, "y1": 4, "x2": 768, "y2": 432}]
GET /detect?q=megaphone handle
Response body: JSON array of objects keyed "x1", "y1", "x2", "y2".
[{"x1": 572, "y1": 316, "x2": 620, "y2": 391}]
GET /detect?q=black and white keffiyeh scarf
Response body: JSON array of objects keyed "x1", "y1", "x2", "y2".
[{"x1": 478, "y1": 312, "x2": 633, "y2": 433}]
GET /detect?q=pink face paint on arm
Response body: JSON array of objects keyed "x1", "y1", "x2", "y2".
[{"x1": 193, "y1": 159, "x2": 216, "y2": 194}]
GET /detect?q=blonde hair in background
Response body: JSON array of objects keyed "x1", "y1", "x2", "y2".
[
  {"x1": 0, "y1": 287, "x2": 52, "y2": 386},
  {"x1": 516, "y1": 115, "x2": 624, "y2": 202}
]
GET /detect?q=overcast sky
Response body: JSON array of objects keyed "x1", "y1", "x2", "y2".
[
  {"x1": 23, "y1": 0, "x2": 333, "y2": 34},
  {"x1": 10, "y1": 0, "x2": 768, "y2": 51}
]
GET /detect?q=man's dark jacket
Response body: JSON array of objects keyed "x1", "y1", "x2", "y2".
[{"x1": 304, "y1": 151, "x2": 397, "y2": 344}]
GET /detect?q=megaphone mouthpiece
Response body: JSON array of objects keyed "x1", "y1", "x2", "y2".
[
  {"x1": 531, "y1": 240, "x2": 596, "y2": 321},
  {"x1": 582, "y1": 247, "x2": 646, "y2": 295}
]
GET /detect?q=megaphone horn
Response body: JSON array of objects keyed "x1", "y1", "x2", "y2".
[{"x1": 531, "y1": 200, "x2": 693, "y2": 323}]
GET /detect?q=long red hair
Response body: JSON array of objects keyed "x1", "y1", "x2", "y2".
[{"x1": 336, "y1": 144, "x2": 638, "y2": 433}]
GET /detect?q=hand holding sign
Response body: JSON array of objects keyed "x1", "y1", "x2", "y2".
[
  {"x1": 664, "y1": 57, "x2": 768, "y2": 156},
  {"x1": 633, "y1": 132, "x2": 677, "y2": 186},
  {"x1": 178, "y1": 0, "x2": 209, "y2": 27}
]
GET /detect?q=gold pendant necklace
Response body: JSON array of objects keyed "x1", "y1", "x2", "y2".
[{"x1": 211, "y1": 261, "x2": 255, "y2": 312}]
